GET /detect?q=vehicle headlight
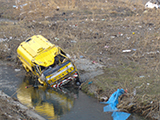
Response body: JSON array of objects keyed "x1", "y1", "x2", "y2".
[{"x1": 40, "y1": 74, "x2": 46, "y2": 82}]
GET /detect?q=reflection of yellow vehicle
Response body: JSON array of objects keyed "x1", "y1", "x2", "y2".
[
  {"x1": 17, "y1": 76, "x2": 78, "y2": 120},
  {"x1": 17, "y1": 35, "x2": 81, "y2": 88}
]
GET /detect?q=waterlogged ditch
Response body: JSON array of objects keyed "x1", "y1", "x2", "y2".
[{"x1": 0, "y1": 61, "x2": 148, "y2": 120}]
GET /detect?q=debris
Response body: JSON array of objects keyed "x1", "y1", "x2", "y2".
[
  {"x1": 145, "y1": 0, "x2": 160, "y2": 9},
  {"x1": 71, "y1": 40, "x2": 77, "y2": 43},
  {"x1": 88, "y1": 81, "x2": 93, "y2": 85},
  {"x1": 99, "y1": 96, "x2": 108, "y2": 102},
  {"x1": 80, "y1": 56, "x2": 84, "y2": 58},
  {"x1": 132, "y1": 49, "x2": 136, "y2": 51},
  {"x1": 126, "y1": 37, "x2": 131, "y2": 40},
  {"x1": 62, "y1": 12, "x2": 66, "y2": 16},
  {"x1": 92, "y1": 61, "x2": 97, "y2": 64},
  {"x1": 13, "y1": 5, "x2": 18, "y2": 9},
  {"x1": 0, "y1": 38, "x2": 7, "y2": 42},
  {"x1": 54, "y1": 37, "x2": 59, "y2": 41},
  {"x1": 118, "y1": 32, "x2": 123, "y2": 36},
  {"x1": 122, "y1": 50, "x2": 131, "y2": 53},
  {"x1": 101, "y1": 89, "x2": 130, "y2": 120},
  {"x1": 139, "y1": 76, "x2": 145, "y2": 78},
  {"x1": 20, "y1": 3, "x2": 28, "y2": 9},
  {"x1": 104, "y1": 46, "x2": 109, "y2": 48},
  {"x1": 110, "y1": 36, "x2": 116, "y2": 39},
  {"x1": 133, "y1": 88, "x2": 136, "y2": 96},
  {"x1": 56, "y1": 6, "x2": 60, "y2": 11},
  {"x1": 45, "y1": 16, "x2": 49, "y2": 19},
  {"x1": 15, "y1": 69, "x2": 21, "y2": 72}
]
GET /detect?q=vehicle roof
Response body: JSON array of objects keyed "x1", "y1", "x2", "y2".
[
  {"x1": 20, "y1": 35, "x2": 59, "y2": 67},
  {"x1": 20, "y1": 35, "x2": 54, "y2": 56}
]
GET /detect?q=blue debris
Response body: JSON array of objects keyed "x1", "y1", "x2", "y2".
[
  {"x1": 101, "y1": 89, "x2": 131, "y2": 120},
  {"x1": 80, "y1": 55, "x2": 84, "y2": 58},
  {"x1": 132, "y1": 49, "x2": 137, "y2": 51},
  {"x1": 88, "y1": 81, "x2": 93, "y2": 85},
  {"x1": 112, "y1": 111, "x2": 131, "y2": 120}
]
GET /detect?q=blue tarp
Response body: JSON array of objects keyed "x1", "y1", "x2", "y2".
[{"x1": 101, "y1": 89, "x2": 131, "y2": 120}]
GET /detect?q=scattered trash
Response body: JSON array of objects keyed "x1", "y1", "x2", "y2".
[
  {"x1": 45, "y1": 16, "x2": 49, "y2": 19},
  {"x1": 102, "y1": 19, "x2": 105, "y2": 21},
  {"x1": 80, "y1": 56, "x2": 84, "y2": 58},
  {"x1": 0, "y1": 38, "x2": 7, "y2": 42},
  {"x1": 92, "y1": 61, "x2": 97, "y2": 64},
  {"x1": 138, "y1": 26, "x2": 142, "y2": 28},
  {"x1": 15, "y1": 69, "x2": 21, "y2": 72},
  {"x1": 110, "y1": 36, "x2": 116, "y2": 39},
  {"x1": 122, "y1": 50, "x2": 131, "y2": 53},
  {"x1": 133, "y1": 88, "x2": 136, "y2": 96},
  {"x1": 71, "y1": 40, "x2": 77, "y2": 43},
  {"x1": 126, "y1": 37, "x2": 131, "y2": 40},
  {"x1": 88, "y1": 81, "x2": 93, "y2": 85},
  {"x1": 13, "y1": 5, "x2": 18, "y2": 9},
  {"x1": 54, "y1": 37, "x2": 59, "y2": 41},
  {"x1": 20, "y1": 3, "x2": 28, "y2": 9},
  {"x1": 99, "y1": 96, "x2": 108, "y2": 102},
  {"x1": 118, "y1": 32, "x2": 123, "y2": 36},
  {"x1": 132, "y1": 49, "x2": 136, "y2": 51},
  {"x1": 62, "y1": 12, "x2": 66, "y2": 16},
  {"x1": 56, "y1": 6, "x2": 60, "y2": 11},
  {"x1": 146, "y1": 51, "x2": 160, "y2": 55},
  {"x1": 104, "y1": 46, "x2": 109, "y2": 48},
  {"x1": 101, "y1": 89, "x2": 131, "y2": 120},
  {"x1": 132, "y1": 32, "x2": 135, "y2": 35},
  {"x1": 147, "y1": 83, "x2": 150, "y2": 86},
  {"x1": 145, "y1": 0, "x2": 160, "y2": 9},
  {"x1": 139, "y1": 76, "x2": 145, "y2": 78}
]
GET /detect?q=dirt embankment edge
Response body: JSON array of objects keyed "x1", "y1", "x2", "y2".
[{"x1": 0, "y1": 90, "x2": 45, "y2": 120}]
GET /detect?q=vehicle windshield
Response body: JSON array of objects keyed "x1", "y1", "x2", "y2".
[
  {"x1": 42, "y1": 60, "x2": 71, "y2": 77},
  {"x1": 39, "y1": 54, "x2": 67, "y2": 75}
]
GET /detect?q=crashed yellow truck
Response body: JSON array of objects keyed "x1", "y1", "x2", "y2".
[{"x1": 17, "y1": 35, "x2": 81, "y2": 88}]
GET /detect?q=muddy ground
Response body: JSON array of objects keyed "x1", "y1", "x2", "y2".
[{"x1": 0, "y1": 0, "x2": 160, "y2": 119}]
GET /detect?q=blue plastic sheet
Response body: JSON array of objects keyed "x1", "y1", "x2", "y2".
[{"x1": 101, "y1": 89, "x2": 131, "y2": 120}]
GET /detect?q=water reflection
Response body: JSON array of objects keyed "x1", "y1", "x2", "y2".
[{"x1": 16, "y1": 75, "x2": 79, "y2": 120}]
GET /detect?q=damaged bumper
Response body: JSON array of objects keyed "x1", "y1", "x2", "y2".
[{"x1": 51, "y1": 72, "x2": 81, "y2": 88}]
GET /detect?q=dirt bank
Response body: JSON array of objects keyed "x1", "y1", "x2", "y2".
[
  {"x1": 0, "y1": 90, "x2": 45, "y2": 120},
  {"x1": 1, "y1": 0, "x2": 160, "y2": 119}
]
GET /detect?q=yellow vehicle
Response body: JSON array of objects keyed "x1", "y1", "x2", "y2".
[{"x1": 17, "y1": 35, "x2": 81, "y2": 88}]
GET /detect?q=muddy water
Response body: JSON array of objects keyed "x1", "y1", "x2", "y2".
[{"x1": 0, "y1": 63, "x2": 148, "y2": 120}]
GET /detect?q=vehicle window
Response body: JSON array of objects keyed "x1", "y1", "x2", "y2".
[
  {"x1": 60, "y1": 50, "x2": 66, "y2": 56},
  {"x1": 40, "y1": 66, "x2": 46, "y2": 72}
]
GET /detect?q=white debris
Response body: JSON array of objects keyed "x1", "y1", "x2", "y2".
[
  {"x1": 145, "y1": 0, "x2": 160, "y2": 9},
  {"x1": 122, "y1": 50, "x2": 131, "y2": 53},
  {"x1": 0, "y1": 38, "x2": 7, "y2": 42},
  {"x1": 15, "y1": 69, "x2": 21, "y2": 72}
]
